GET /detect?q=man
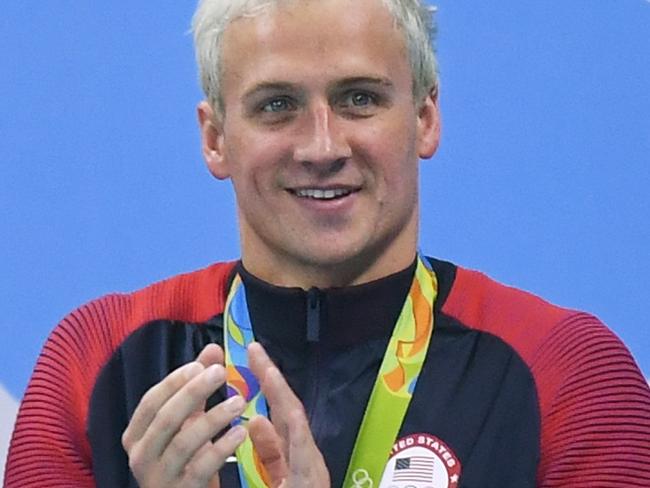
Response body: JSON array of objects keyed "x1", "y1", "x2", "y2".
[{"x1": 5, "y1": 0, "x2": 650, "y2": 487}]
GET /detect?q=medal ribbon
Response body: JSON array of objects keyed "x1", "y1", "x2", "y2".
[{"x1": 223, "y1": 255, "x2": 438, "y2": 488}]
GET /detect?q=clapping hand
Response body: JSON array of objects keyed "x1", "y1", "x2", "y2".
[{"x1": 122, "y1": 342, "x2": 330, "y2": 487}]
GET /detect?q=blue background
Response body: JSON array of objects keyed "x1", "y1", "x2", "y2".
[{"x1": 1, "y1": 0, "x2": 649, "y2": 402}]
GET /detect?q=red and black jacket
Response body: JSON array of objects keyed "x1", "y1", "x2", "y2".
[{"x1": 6, "y1": 258, "x2": 650, "y2": 487}]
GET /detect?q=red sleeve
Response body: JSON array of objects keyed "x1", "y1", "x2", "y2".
[
  {"x1": 533, "y1": 313, "x2": 650, "y2": 487},
  {"x1": 4, "y1": 295, "x2": 130, "y2": 487},
  {"x1": 4, "y1": 262, "x2": 234, "y2": 488},
  {"x1": 443, "y1": 267, "x2": 650, "y2": 487}
]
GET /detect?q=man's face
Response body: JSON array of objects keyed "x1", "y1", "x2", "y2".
[{"x1": 199, "y1": 0, "x2": 440, "y2": 287}]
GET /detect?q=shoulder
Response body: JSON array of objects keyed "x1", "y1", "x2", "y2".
[
  {"x1": 6, "y1": 261, "x2": 237, "y2": 485},
  {"x1": 35, "y1": 259, "x2": 238, "y2": 405},
  {"x1": 438, "y1": 261, "x2": 591, "y2": 365},
  {"x1": 431, "y1": 259, "x2": 650, "y2": 484},
  {"x1": 438, "y1": 262, "x2": 647, "y2": 386},
  {"x1": 430, "y1": 257, "x2": 648, "y2": 412},
  {"x1": 58, "y1": 260, "x2": 236, "y2": 342}
]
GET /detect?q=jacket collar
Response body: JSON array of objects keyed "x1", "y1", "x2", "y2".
[{"x1": 235, "y1": 259, "x2": 417, "y2": 349}]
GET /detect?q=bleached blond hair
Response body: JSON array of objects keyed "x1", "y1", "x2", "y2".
[{"x1": 191, "y1": 0, "x2": 438, "y2": 113}]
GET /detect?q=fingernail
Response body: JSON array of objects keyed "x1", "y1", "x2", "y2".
[
  {"x1": 184, "y1": 362, "x2": 203, "y2": 380},
  {"x1": 228, "y1": 425, "x2": 247, "y2": 443},
  {"x1": 204, "y1": 364, "x2": 224, "y2": 384},
  {"x1": 224, "y1": 395, "x2": 245, "y2": 413}
]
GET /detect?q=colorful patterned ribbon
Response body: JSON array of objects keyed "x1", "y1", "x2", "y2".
[
  {"x1": 223, "y1": 274, "x2": 271, "y2": 487},
  {"x1": 223, "y1": 255, "x2": 438, "y2": 488}
]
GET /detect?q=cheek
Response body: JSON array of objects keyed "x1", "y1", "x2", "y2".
[
  {"x1": 360, "y1": 111, "x2": 418, "y2": 159},
  {"x1": 224, "y1": 133, "x2": 276, "y2": 187},
  {"x1": 363, "y1": 127, "x2": 418, "y2": 185}
]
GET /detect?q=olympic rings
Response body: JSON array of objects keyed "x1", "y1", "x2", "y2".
[{"x1": 351, "y1": 468, "x2": 374, "y2": 488}]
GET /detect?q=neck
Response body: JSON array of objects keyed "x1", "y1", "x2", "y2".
[
  {"x1": 240, "y1": 215, "x2": 419, "y2": 289},
  {"x1": 241, "y1": 245, "x2": 418, "y2": 289}
]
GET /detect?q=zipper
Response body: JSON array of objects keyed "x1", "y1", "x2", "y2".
[
  {"x1": 306, "y1": 287, "x2": 321, "y2": 342},
  {"x1": 305, "y1": 288, "x2": 324, "y2": 432}
]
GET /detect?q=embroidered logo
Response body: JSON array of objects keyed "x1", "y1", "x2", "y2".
[
  {"x1": 378, "y1": 433, "x2": 461, "y2": 488},
  {"x1": 351, "y1": 468, "x2": 374, "y2": 487}
]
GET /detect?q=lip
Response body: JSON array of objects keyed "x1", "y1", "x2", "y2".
[
  {"x1": 287, "y1": 184, "x2": 362, "y2": 193},
  {"x1": 285, "y1": 185, "x2": 361, "y2": 214}
]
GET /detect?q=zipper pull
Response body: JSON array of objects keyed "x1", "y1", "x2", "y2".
[{"x1": 306, "y1": 287, "x2": 321, "y2": 343}]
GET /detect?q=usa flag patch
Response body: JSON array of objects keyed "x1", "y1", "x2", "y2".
[{"x1": 378, "y1": 433, "x2": 461, "y2": 488}]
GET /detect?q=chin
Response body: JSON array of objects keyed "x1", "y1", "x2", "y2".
[
  {"x1": 286, "y1": 238, "x2": 386, "y2": 273},
  {"x1": 293, "y1": 248, "x2": 362, "y2": 269}
]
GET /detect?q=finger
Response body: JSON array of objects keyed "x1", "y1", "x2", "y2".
[
  {"x1": 249, "y1": 415, "x2": 288, "y2": 486},
  {"x1": 247, "y1": 343, "x2": 302, "y2": 412},
  {"x1": 197, "y1": 343, "x2": 224, "y2": 367},
  {"x1": 161, "y1": 395, "x2": 246, "y2": 475},
  {"x1": 136, "y1": 364, "x2": 227, "y2": 465},
  {"x1": 182, "y1": 425, "x2": 247, "y2": 486},
  {"x1": 248, "y1": 343, "x2": 304, "y2": 440},
  {"x1": 122, "y1": 361, "x2": 204, "y2": 451},
  {"x1": 285, "y1": 409, "x2": 328, "y2": 486},
  {"x1": 183, "y1": 442, "x2": 220, "y2": 488},
  {"x1": 287, "y1": 409, "x2": 312, "y2": 479},
  {"x1": 248, "y1": 344, "x2": 329, "y2": 487}
]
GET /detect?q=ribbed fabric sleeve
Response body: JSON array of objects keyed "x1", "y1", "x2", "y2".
[
  {"x1": 443, "y1": 267, "x2": 650, "y2": 487},
  {"x1": 4, "y1": 262, "x2": 235, "y2": 488},
  {"x1": 532, "y1": 314, "x2": 650, "y2": 487}
]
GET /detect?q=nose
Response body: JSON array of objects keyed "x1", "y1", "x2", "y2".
[{"x1": 293, "y1": 103, "x2": 351, "y2": 169}]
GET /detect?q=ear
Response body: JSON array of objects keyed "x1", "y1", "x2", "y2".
[
  {"x1": 416, "y1": 86, "x2": 441, "y2": 159},
  {"x1": 198, "y1": 100, "x2": 230, "y2": 180}
]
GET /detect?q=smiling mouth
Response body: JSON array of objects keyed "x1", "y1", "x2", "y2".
[{"x1": 289, "y1": 187, "x2": 360, "y2": 201}]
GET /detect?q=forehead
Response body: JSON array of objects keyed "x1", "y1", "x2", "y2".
[{"x1": 219, "y1": 0, "x2": 411, "y2": 95}]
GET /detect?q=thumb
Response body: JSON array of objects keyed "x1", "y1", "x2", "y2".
[{"x1": 249, "y1": 415, "x2": 289, "y2": 487}]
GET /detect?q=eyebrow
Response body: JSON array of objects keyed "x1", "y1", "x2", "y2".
[
  {"x1": 242, "y1": 82, "x2": 298, "y2": 105},
  {"x1": 333, "y1": 76, "x2": 395, "y2": 89},
  {"x1": 242, "y1": 76, "x2": 395, "y2": 103}
]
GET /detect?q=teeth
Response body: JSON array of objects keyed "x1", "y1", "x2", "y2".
[{"x1": 295, "y1": 188, "x2": 352, "y2": 200}]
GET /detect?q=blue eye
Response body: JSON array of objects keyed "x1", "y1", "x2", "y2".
[
  {"x1": 339, "y1": 91, "x2": 379, "y2": 112},
  {"x1": 262, "y1": 98, "x2": 292, "y2": 113},
  {"x1": 350, "y1": 92, "x2": 373, "y2": 106}
]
